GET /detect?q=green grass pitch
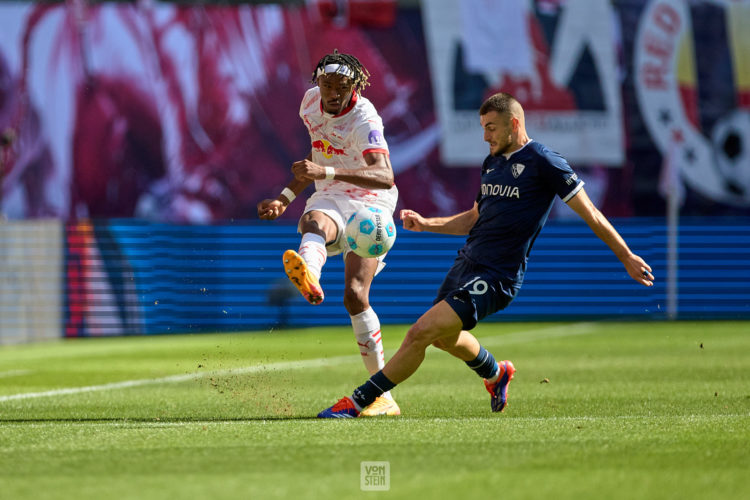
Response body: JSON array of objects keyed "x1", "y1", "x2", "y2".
[{"x1": 1, "y1": 321, "x2": 749, "y2": 499}]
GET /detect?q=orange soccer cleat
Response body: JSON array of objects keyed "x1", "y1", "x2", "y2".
[
  {"x1": 283, "y1": 249, "x2": 324, "y2": 305},
  {"x1": 359, "y1": 396, "x2": 401, "y2": 417}
]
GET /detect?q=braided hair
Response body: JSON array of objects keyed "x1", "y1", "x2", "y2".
[{"x1": 311, "y1": 50, "x2": 370, "y2": 93}]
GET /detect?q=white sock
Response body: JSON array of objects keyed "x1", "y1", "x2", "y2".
[
  {"x1": 351, "y1": 307, "x2": 392, "y2": 400},
  {"x1": 298, "y1": 233, "x2": 326, "y2": 280}
]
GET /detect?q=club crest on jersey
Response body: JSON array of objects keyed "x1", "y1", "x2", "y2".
[{"x1": 511, "y1": 163, "x2": 526, "y2": 179}]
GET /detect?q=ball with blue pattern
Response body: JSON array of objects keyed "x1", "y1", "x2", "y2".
[{"x1": 344, "y1": 207, "x2": 397, "y2": 258}]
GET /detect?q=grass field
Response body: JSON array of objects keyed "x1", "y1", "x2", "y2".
[{"x1": 1, "y1": 321, "x2": 749, "y2": 499}]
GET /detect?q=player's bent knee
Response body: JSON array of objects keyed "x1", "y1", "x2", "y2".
[
  {"x1": 402, "y1": 328, "x2": 430, "y2": 351},
  {"x1": 403, "y1": 299, "x2": 463, "y2": 349},
  {"x1": 431, "y1": 336, "x2": 458, "y2": 351},
  {"x1": 404, "y1": 319, "x2": 445, "y2": 350}
]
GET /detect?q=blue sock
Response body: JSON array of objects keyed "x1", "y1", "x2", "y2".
[
  {"x1": 465, "y1": 346, "x2": 499, "y2": 379},
  {"x1": 351, "y1": 370, "x2": 396, "y2": 410}
]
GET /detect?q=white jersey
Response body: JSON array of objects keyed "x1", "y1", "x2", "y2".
[{"x1": 299, "y1": 87, "x2": 398, "y2": 211}]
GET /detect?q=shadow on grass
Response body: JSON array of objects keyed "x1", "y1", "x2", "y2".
[{"x1": 0, "y1": 416, "x2": 326, "y2": 423}]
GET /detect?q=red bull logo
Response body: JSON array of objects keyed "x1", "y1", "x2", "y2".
[{"x1": 312, "y1": 139, "x2": 346, "y2": 159}]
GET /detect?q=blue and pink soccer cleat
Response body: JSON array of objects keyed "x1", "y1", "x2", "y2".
[
  {"x1": 317, "y1": 397, "x2": 360, "y2": 418},
  {"x1": 483, "y1": 360, "x2": 516, "y2": 412}
]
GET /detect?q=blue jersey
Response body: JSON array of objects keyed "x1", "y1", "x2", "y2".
[{"x1": 460, "y1": 140, "x2": 584, "y2": 284}]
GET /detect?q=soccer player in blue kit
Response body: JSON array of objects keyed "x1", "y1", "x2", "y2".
[{"x1": 318, "y1": 92, "x2": 654, "y2": 418}]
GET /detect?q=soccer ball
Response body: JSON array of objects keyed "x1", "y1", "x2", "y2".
[
  {"x1": 345, "y1": 207, "x2": 397, "y2": 258},
  {"x1": 712, "y1": 109, "x2": 750, "y2": 202}
]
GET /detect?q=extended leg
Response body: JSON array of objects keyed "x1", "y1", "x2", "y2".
[
  {"x1": 344, "y1": 252, "x2": 400, "y2": 416},
  {"x1": 283, "y1": 211, "x2": 337, "y2": 305}
]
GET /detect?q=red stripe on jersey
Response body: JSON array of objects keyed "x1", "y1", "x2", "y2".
[{"x1": 362, "y1": 148, "x2": 388, "y2": 157}]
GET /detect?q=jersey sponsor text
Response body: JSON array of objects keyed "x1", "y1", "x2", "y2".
[{"x1": 481, "y1": 183, "x2": 520, "y2": 199}]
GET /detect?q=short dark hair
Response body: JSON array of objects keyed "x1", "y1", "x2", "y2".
[
  {"x1": 479, "y1": 92, "x2": 520, "y2": 117},
  {"x1": 311, "y1": 50, "x2": 370, "y2": 93}
]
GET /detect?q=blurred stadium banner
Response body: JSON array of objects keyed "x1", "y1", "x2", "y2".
[
  {"x1": 1, "y1": 218, "x2": 748, "y2": 340},
  {"x1": 1, "y1": 1, "x2": 750, "y2": 221},
  {"x1": 635, "y1": 0, "x2": 750, "y2": 207},
  {"x1": 57, "y1": 219, "x2": 750, "y2": 337},
  {"x1": 423, "y1": 0, "x2": 625, "y2": 166},
  {"x1": 0, "y1": 220, "x2": 63, "y2": 344}
]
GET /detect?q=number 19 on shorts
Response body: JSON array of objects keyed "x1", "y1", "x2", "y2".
[{"x1": 462, "y1": 276, "x2": 488, "y2": 295}]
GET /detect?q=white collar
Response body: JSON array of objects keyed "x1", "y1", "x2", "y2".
[{"x1": 502, "y1": 138, "x2": 533, "y2": 160}]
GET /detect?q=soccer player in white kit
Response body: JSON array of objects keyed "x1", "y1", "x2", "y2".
[{"x1": 257, "y1": 51, "x2": 400, "y2": 416}]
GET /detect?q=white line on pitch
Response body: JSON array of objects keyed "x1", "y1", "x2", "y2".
[
  {"x1": 0, "y1": 354, "x2": 358, "y2": 403},
  {"x1": 0, "y1": 322, "x2": 592, "y2": 403},
  {"x1": 0, "y1": 369, "x2": 32, "y2": 379}
]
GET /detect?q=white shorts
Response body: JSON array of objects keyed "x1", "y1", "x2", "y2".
[{"x1": 300, "y1": 192, "x2": 393, "y2": 274}]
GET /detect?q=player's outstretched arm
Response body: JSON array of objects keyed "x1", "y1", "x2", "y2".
[
  {"x1": 400, "y1": 203, "x2": 479, "y2": 235},
  {"x1": 567, "y1": 188, "x2": 654, "y2": 287},
  {"x1": 257, "y1": 177, "x2": 312, "y2": 220}
]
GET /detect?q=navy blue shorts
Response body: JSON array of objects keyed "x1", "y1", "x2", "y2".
[{"x1": 434, "y1": 255, "x2": 519, "y2": 330}]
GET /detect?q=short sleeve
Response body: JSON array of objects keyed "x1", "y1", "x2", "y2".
[
  {"x1": 537, "y1": 149, "x2": 584, "y2": 202},
  {"x1": 299, "y1": 87, "x2": 319, "y2": 127},
  {"x1": 353, "y1": 116, "x2": 389, "y2": 157}
]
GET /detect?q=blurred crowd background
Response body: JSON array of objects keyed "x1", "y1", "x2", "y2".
[{"x1": 1, "y1": 0, "x2": 749, "y2": 223}]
